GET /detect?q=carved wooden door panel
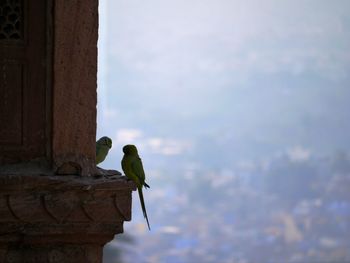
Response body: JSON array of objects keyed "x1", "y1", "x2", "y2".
[{"x1": 0, "y1": 0, "x2": 48, "y2": 164}]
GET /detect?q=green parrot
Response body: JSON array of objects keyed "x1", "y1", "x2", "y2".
[
  {"x1": 96, "y1": 136, "x2": 112, "y2": 164},
  {"x1": 121, "y1": 144, "x2": 151, "y2": 230}
]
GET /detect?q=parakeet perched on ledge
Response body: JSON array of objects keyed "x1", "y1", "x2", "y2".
[
  {"x1": 121, "y1": 144, "x2": 151, "y2": 230},
  {"x1": 96, "y1": 136, "x2": 112, "y2": 165}
]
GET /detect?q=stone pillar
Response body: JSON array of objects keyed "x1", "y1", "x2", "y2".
[
  {"x1": 52, "y1": 0, "x2": 99, "y2": 176},
  {"x1": 0, "y1": 0, "x2": 135, "y2": 262}
]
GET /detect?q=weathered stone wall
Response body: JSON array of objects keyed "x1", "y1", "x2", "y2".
[{"x1": 52, "y1": 0, "x2": 98, "y2": 175}]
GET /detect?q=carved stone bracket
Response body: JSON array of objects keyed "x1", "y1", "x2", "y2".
[{"x1": 0, "y1": 174, "x2": 136, "y2": 263}]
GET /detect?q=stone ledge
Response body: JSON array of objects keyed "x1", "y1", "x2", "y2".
[
  {"x1": 0, "y1": 174, "x2": 136, "y2": 263},
  {"x1": 0, "y1": 174, "x2": 135, "y2": 192}
]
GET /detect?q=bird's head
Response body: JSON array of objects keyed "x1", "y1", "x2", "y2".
[
  {"x1": 97, "y1": 136, "x2": 112, "y2": 149},
  {"x1": 122, "y1": 144, "x2": 138, "y2": 155}
]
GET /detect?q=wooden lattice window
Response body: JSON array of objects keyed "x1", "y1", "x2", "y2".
[{"x1": 0, "y1": 0, "x2": 23, "y2": 40}]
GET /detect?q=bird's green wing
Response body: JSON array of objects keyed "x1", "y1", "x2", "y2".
[
  {"x1": 131, "y1": 157, "x2": 146, "y2": 183},
  {"x1": 96, "y1": 144, "x2": 109, "y2": 164},
  {"x1": 122, "y1": 156, "x2": 141, "y2": 186}
]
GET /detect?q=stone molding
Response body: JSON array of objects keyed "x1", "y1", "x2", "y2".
[{"x1": 0, "y1": 174, "x2": 136, "y2": 263}]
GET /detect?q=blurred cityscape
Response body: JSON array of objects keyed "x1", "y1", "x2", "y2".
[{"x1": 103, "y1": 149, "x2": 350, "y2": 263}]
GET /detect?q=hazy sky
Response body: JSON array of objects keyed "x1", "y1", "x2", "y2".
[{"x1": 97, "y1": 0, "x2": 350, "y2": 167}]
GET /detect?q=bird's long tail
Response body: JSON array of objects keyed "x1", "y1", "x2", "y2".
[{"x1": 138, "y1": 187, "x2": 151, "y2": 230}]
